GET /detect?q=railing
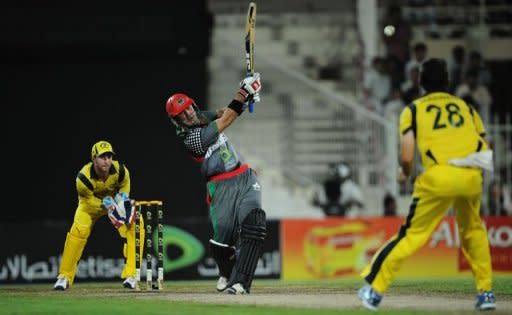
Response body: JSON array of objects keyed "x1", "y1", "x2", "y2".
[{"x1": 485, "y1": 112, "x2": 512, "y2": 215}]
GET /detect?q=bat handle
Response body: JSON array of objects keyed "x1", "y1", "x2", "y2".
[{"x1": 247, "y1": 72, "x2": 255, "y2": 113}]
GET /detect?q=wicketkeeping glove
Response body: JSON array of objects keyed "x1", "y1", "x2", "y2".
[
  {"x1": 114, "y1": 192, "x2": 135, "y2": 225},
  {"x1": 103, "y1": 196, "x2": 124, "y2": 228},
  {"x1": 238, "y1": 73, "x2": 261, "y2": 103},
  {"x1": 102, "y1": 196, "x2": 116, "y2": 212},
  {"x1": 102, "y1": 194, "x2": 134, "y2": 228}
]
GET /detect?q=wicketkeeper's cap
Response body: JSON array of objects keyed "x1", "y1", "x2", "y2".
[{"x1": 91, "y1": 140, "x2": 115, "y2": 159}]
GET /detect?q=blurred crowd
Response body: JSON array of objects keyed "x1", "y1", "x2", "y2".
[
  {"x1": 320, "y1": 6, "x2": 512, "y2": 217},
  {"x1": 363, "y1": 5, "x2": 493, "y2": 127},
  {"x1": 311, "y1": 162, "x2": 400, "y2": 218}
]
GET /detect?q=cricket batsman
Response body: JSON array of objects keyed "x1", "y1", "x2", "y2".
[{"x1": 165, "y1": 74, "x2": 265, "y2": 294}]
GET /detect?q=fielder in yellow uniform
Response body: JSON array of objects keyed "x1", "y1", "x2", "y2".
[
  {"x1": 54, "y1": 140, "x2": 144, "y2": 290},
  {"x1": 358, "y1": 59, "x2": 496, "y2": 311}
]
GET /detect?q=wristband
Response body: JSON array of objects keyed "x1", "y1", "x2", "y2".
[
  {"x1": 238, "y1": 88, "x2": 249, "y2": 100},
  {"x1": 228, "y1": 99, "x2": 245, "y2": 115}
]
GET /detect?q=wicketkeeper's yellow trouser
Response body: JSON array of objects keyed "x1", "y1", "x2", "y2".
[
  {"x1": 360, "y1": 165, "x2": 493, "y2": 294},
  {"x1": 58, "y1": 204, "x2": 144, "y2": 286}
]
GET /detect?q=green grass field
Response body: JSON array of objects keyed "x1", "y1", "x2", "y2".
[{"x1": 1, "y1": 277, "x2": 511, "y2": 315}]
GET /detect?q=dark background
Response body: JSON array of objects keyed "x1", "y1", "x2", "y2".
[{"x1": 3, "y1": 2, "x2": 214, "y2": 222}]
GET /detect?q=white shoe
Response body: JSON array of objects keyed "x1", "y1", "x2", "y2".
[
  {"x1": 54, "y1": 275, "x2": 69, "y2": 290},
  {"x1": 216, "y1": 276, "x2": 228, "y2": 292},
  {"x1": 123, "y1": 276, "x2": 137, "y2": 289},
  {"x1": 226, "y1": 283, "x2": 246, "y2": 295}
]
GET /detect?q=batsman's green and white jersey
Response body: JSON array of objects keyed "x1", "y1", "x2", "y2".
[
  {"x1": 179, "y1": 111, "x2": 241, "y2": 178},
  {"x1": 179, "y1": 111, "x2": 262, "y2": 244}
]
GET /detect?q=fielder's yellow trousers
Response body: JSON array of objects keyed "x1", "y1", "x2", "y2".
[
  {"x1": 58, "y1": 204, "x2": 145, "y2": 286},
  {"x1": 361, "y1": 165, "x2": 493, "y2": 293}
]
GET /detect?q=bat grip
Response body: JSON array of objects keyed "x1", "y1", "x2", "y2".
[{"x1": 247, "y1": 72, "x2": 255, "y2": 113}]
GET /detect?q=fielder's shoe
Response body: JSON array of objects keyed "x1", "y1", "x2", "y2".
[
  {"x1": 216, "y1": 276, "x2": 229, "y2": 292},
  {"x1": 226, "y1": 283, "x2": 247, "y2": 295},
  {"x1": 54, "y1": 275, "x2": 69, "y2": 291},
  {"x1": 358, "y1": 285, "x2": 382, "y2": 311},
  {"x1": 122, "y1": 276, "x2": 137, "y2": 289},
  {"x1": 475, "y1": 291, "x2": 496, "y2": 311}
]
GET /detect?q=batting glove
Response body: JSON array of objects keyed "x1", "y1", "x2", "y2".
[
  {"x1": 252, "y1": 92, "x2": 261, "y2": 103},
  {"x1": 238, "y1": 73, "x2": 261, "y2": 102}
]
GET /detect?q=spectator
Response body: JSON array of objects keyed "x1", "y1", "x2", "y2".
[
  {"x1": 488, "y1": 180, "x2": 512, "y2": 216},
  {"x1": 382, "y1": 5, "x2": 413, "y2": 87},
  {"x1": 467, "y1": 51, "x2": 492, "y2": 87},
  {"x1": 383, "y1": 193, "x2": 397, "y2": 216},
  {"x1": 447, "y1": 45, "x2": 466, "y2": 93},
  {"x1": 455, "y1": 68, "x2": 492, "y2": 126},
  {"x1": 383, "y1": 87, "x2": 404, "y2": 120},
  {"x1": 401, "y1": 65, "x2": 422, "y2": 104},
  {"x1": 504, "y1": 183, "x2": 512, "y2": 215},
  {"x1": 404, "y1": 42, "x2": 427, "y2": 82},
  {"x1": 312, "y1": 162, "x2": 364, "y2": 217},
  {"x1": 363, "y1": 57, "x2": 391, "y2": 113},
  {"x1": 488, "y1": 180, "x2": 506, "y2": 216}
]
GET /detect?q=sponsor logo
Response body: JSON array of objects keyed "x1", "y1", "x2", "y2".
[
  {"x1": 0, "y1": 225, "x2": 205, "y2": 282},
  {"x1": 205, "y1": 133, "x2": 229, "y2": 159}
]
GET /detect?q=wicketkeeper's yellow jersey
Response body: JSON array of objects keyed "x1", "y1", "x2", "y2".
[
  {"x1": 399, "y1": 92, "x2": 487, "y2": 170},
  {"x1": 75, "y1": 160, "x2": 130, "y2": 212}
]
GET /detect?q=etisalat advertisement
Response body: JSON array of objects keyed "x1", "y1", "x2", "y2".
[{"x1": 0, "y1": 220, "x2": 280, "y2": 283}]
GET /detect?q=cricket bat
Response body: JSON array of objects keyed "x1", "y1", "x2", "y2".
[{"x1": 245, "y1": 2, "x2": 257, "y2": 113}]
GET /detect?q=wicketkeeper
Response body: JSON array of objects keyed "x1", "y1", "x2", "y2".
[
  {"x1": 54, "y1": 140, "x2": 144, "y2": 290},
  {"x1": 165, "y1": 74, "x2": 266, "y2": 294}
]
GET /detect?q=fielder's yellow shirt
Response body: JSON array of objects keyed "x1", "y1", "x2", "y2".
[
  {"x1": 399, "y1": 92, "x2": 487, "y2": 170},
  {"x1": 75, "y1": 160, "x2": 130, "y2": 211}
]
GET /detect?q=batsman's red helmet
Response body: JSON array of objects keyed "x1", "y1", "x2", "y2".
[{"x1": 166, "y1": 93, "x2": 195, "y2": 117}]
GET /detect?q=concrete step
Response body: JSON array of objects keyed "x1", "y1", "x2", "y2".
[
  {"x1": 290, "y1": 142, "x2": 358, "y2": 152},
  {"x1": 290, "y1": 129, "x2": 357, "y2": 139},
  {"x1": 289, "y1": 153, "x2": 355, "y2": 163}
]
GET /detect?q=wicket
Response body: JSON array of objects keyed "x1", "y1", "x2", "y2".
[{"x1": 135, "y1": 200, "x2": 164, "y2": 291}]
